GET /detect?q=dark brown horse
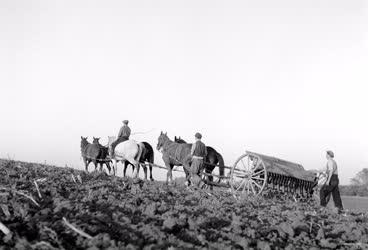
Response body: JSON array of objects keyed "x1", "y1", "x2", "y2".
[
  {"x1": 80, "y1": 137, "x2": 111, "y2": 173},
  {"x1": 174, "y1": 136, "x2": 225, "y2": 185},
  {"x1": 156, "y1": 132, "x2": 192, "y2": 184},
  {"x1": 92, "y1": 137, "x2": 112, "y2": 174}
]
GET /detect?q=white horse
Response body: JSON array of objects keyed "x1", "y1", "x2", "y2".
[{"x1": 108, "y1": 136, "x2": 144, "y2": 178}]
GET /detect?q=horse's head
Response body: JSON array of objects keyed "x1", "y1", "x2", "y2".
[
  {"x1": 81, "y1": 136, "x2": 89, "y2": 147},
  {"x1": 93, "y1": 137, "x2": 100, "y2": 144},
  {"x1": 174, "y1": 136, "x2": 186, "y2": 144},
  {"x1": 157, "y1": 131, "x2": 169, "y2": 151}
]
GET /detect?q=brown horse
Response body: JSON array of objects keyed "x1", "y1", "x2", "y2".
[
  {"x1": 174, "y1": 136, "x2": 225, "y2": 185},
  {"x1": 156, "y1": 132, "x2": 192, "y2": 185},
  {"x1": 92, "y1": 137, "x2": 112, "y2": 174},
  {"x1": 81, "y1": 136, "x2": 110, "y2": 172}
]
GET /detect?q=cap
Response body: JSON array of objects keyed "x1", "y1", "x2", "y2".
[
  {"x1": 123, "y1": 120, "x2": 129, "y2": 125},
  {"x1": 326, "y1": 150, "x2": 334, "y2": 158},
  {"x1": 195, "y1": 132, "x2": 202, "y2": 139}
]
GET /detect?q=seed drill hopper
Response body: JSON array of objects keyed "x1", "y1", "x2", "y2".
[{"x1": 229, "y1": 151, "x2": 318, "y2": 197}]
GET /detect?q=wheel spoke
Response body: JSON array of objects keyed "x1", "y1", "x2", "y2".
[
  {"x1": 251, "y1": 179, "x2": 262, "y2": 190},
  {"x1": 252, "y1": 169, "x2": 265, "y2": 176},
  {"x1": 231, "y1": 154, "x2": 267, "y2": 196},
  {"x1": 236, "y1": 178, "x2": 247, "y2": 192},
  {"x1": 242, "y1": 179, "x2": 248, "y2": 192},
  {"x1": 241, "y1": 159, "x2": 248, "y2": 171},
  {"x1": 250, "y1": 181, "x2": 256, "y2": 194},
  {"x1": 233, "y1": 173, "x2": 247, "y2": 178},
  {"x1": 233, "y1": 168, "x2": 247, "y2": 173},
  {"x1": 251, "y1": 176, "x2": 265, "y2": 182}
]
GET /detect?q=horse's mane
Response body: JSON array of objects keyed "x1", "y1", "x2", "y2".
[{"x1": 174, "y1": 136, "x2": 188, "y2": 144}]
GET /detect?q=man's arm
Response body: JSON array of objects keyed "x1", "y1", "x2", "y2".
[
  {"x1": 204, "y1": 145, "x2": 208, "y2": 157},
  {"x1": 326, "y1": 160, "x2": 333, "y2": 184},
  {"x1": 191, "y1": 142, "x2": 196, "y2": 156}
]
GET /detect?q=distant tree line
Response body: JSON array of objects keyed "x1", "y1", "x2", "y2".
[{"x1": 340, "y1": 168, "x2": 368, "y2": 197}]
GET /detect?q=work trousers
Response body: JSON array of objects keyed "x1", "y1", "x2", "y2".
[
  {"x1": 320, "y1": 174, "x2": 343, "y2": 210},
  {"x1": 191, "y1": 158, "x2": 204, "y2": 187}
]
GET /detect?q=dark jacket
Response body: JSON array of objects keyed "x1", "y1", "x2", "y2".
[
  {"x1": 191, "y1": 140, "x2": 207, "y2": 158},
  {"x1": 118, "y1": 125, "x2": 131, "y2": 138}
]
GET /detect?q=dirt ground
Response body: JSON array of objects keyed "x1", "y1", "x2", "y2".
[{"x1": 0, "y1": 159, "x2": 367, "y2": 249}]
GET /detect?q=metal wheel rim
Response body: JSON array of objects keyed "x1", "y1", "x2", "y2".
[{"x1": 230, "y1": 152, "x2": 267, "y2": 196}]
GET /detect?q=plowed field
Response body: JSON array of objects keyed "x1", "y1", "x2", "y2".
[{"x1": 0, "y1": 159, "x2": 367, "y2": 249}]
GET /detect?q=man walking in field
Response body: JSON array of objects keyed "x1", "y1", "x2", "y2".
[
  {"x1": 109, "y1": 120, "x2": 131, "y2": 158},
  {"x1": 319, "y1": 150, "x2": 344, "y2": 212},
  {"x1": 190, "y1": 132, "x2": 207, "y2": 188}
]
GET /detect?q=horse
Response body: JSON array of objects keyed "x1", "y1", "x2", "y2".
[
  {"x1": 107, "y1": 136, "x2": 144, "y2": 178},
  {"x1": 121, "y1": 141, "x2": 155, "y2": 181},
  {"x1": 92, "y1": 137, "x2": 112, "y2": 174},
  {"x1": 80, "y1": 136, "x2": 110, "y2": 172},
  {"x1": 156, "y1": 132, "x2": 192, "y2": 185},
  {"x1": 174, "y1": 136, "x2": 225, "y2": 186}
]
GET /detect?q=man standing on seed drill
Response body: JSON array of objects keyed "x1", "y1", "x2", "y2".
[
  {"x1": 190, "y1": 132, "x2": 207, "y2": 188},
  {"x1": 109, "y1": 120, "x2": 131, "y2": 158},
  {"x1": 319, "y1": 150, "x2": 344, "y2": 212}
]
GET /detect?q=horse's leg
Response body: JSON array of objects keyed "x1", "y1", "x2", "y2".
[
  {"x1": 183, "y1": 162, "x2": 192, "y2": 186},
  {"x1": 83, "y1": 158, "x2": 89, "y2": 172},
  {"x1": 92, "y1": 160, "x2": 98, "y2": 171},
  {"x1": 206, "y1": 170, "x2": 213, "y2": 190},
  {"x1": 132, "y1": 162, "x2": 140, "y2": 179},
  {"x1": 149, "y1": 164, "x2": 154, "y2": 181},
  {"x1": 106, "y1": 162, "x2": 111, "y2": 175},
  {"x1": 165, "y1": 164, "x2": 173, "y2": 185},
  {"x1": 162, "y1": 157, "x2": 171, "y2": 185},
  {"x1": 86, "y1": 159, "x2": 92, "y2": 172},
  {"x1": 142, "y1": 164, "x2": 148, "y2": 180},
  {"x1": 112, "y1": 159, "x2": 117, "y2": 176},
  {"x1": 184, "y1": 167, "x2": 191, "y2": 187},
  {"x1": 206, "y1": 159, "x2": 216, "y2": 190},
  {"x1": 131, "y1": 163, "x2": 135, "y2": 176},
  {"x1": 123, "y1": 161, "x2": 128, "y2": 177}
]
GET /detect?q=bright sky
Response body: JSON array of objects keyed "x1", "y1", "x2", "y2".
[{"x1": 1, "y1": 0, "x2": 367, "y2": 184}]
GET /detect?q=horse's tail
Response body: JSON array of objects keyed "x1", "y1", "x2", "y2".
[{"x1": 216, "y1": 151, "x2": 225, "y2": 179}]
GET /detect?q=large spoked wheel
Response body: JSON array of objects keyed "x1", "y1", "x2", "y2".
[{"x1": 230, "y1": 152, "x2": 267, "y2": 196}]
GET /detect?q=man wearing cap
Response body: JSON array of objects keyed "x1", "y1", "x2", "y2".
[
  {"x1": 319, "y1": 150, "x2": 344, "y2": 211},
  {"x1": 190, "y1": 132, "x2": 207, "y2": 188},
  {"x1": 109, "y1": 120, "x2": 131, "y2": 158}
]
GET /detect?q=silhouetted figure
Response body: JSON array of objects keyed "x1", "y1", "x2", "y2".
[
  {"x1": 319, "y1": 150, "x2": 344, "y2": 212},
  {"x1": 190, "y1": 132, "x2": 207, "y2": 188}
]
